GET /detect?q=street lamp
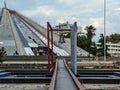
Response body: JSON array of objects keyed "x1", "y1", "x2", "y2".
[{"x1": 104, "y1": 0, "x2": 106, "y2": 61}]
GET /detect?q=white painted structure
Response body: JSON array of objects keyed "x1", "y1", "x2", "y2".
[{"x1": 96, "y1": 42, "x2": 120, "y2": 57}]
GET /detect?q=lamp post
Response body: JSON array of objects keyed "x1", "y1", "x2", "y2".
[{"x1": 104, "y1": 0, "x2": 106, "y2": 61}]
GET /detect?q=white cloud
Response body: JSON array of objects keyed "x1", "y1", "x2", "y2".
[
  {"x1": 70, "y1": 17, "x2": 79, "y2": 22},
  {"x1": 115, "y1": 8, "x2": 120, "y2": 14},
  {"x1": 90, "y1": 18, "x2": 104, "y2": 28},
  {"x1": 90, "y1": 17, "x2": 113, "y2": 30},
  {"x1": 20, "y1": 5, "x2": 58, "y2": 17},
  {"x1": 9, "y1": 0, "x2": 120, "y2": 41},
  {"x1": 58, "y1": 0, "x2": 78, "y2": 5},
  {"x1": 115, "y1": 8, "x2": 120, "y2": 11},
  {"x1": 57, "y1": 18, "x2": 65, "y2": 24},
  {"x1": 57, "y1": 17, "x2": 79, "y2": 24}
]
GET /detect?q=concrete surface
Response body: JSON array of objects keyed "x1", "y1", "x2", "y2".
[
  {"x1": 55, "y1": 60, "x2": 78, "y2": 90},
  {"x1": 0, "y1": 84, "x2": 48, "y2": 90}
]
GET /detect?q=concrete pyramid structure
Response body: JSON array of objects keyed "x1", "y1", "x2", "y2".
[
  {"x1": 0, "y1": 7, "x2": 90, "y2": 56},
  {"x1": 0, "y1": 8, "x2": 47, "y2": 55}
]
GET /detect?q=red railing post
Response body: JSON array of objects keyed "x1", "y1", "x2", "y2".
[
  {"x1": 47, "y1": 22, "x2": 51, "y2": 74},
  {"x1": 51, "y1": 25, "x2": 54, "y2": 69}
]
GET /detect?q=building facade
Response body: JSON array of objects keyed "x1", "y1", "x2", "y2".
[{"x1": 96, "y1": 42, "x2": 120, "y2": 57}]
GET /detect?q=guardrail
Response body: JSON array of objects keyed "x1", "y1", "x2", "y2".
[{"x1": 48, "y1": 59, "x2": 58, "y2": 90}]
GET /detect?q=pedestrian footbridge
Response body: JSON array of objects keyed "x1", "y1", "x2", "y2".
[{"x1": 49, "y1": 59, "x2": 85, "y2": 90}]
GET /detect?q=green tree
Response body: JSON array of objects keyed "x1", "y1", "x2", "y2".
[
  {"x1": 77, "y1": 35, "x2": 89, "y2": 51},
  {"x1": 106, "y1": 36, "x2": 110, "y2": 43},
  {"x1": 85, "y1": 25, "x2": 96, "y2": 54},
  {"x1": 91, "y1": 42, "x2": 97, "y2": 56},
  {"x1": 99, "y1": 34, "x2": 120, "y2": 43},
  {"x1": 77, "y1": 35, "x2": 97, "y2": 55},
  {"x1": 98, "y1": 34, "x2": 104, "y2": 56},
  {"x1": 97, "y1": 34, "x2": 109, "y2": 56},
  {"x1": 64, "y1": 32, "x2": 71, "y2": 38},
  {"x1": 110, "y1": 33, "x2": 120, "y2": 43}
]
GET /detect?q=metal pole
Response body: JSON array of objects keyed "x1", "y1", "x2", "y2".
[
  {"x1": 51, "y1": 25, "x2": 54, "y2": 69},
  {"x1": 47, "y1": 22, "x2": 50, "y2": 74},
  {"x1": 104, "y1": 0, "x2": 106, "y2": 61}
]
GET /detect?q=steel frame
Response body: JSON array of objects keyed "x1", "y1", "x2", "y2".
[
  {"x1": 47, "y1": 22, "x2": 71, "y2": 74},
  {"x1": 47, "y1": 22, "x2": 54, "y2": 74}
]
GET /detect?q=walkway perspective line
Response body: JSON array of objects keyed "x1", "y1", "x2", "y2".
[{"x1": 49, "y1": 59, "x2": 86, "y2": 90}]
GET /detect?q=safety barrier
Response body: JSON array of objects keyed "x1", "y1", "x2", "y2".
[
  {"x1": 64, "y1": 59, "x2": 86, "y2": 90},
  {"x1": 48, "y1": 59, "x2": 58, "y2": 90}
]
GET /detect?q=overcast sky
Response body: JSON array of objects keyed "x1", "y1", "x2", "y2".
[{"x1": 0, "y1": 0, "x2": 120, "y2": 41}]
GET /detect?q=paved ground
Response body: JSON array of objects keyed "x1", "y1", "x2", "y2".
[
  {"x1": 84, "y1": 84, "x2": 120, "y2": 90},
  {"x1": 0, "y1": 83, "x2": 120, "y2": 90},
  {"x1": 0, "y1": 84, "x2": 48, "y2": 90}
]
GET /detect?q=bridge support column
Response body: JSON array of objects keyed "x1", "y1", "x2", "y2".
[{"x1": 71, "y1": 22, "x2": 77, "y2": 75}]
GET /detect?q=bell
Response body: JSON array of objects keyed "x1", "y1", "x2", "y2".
[
  {"x1": 58, "y1": 32, "x2": 65, "y2": 44},
  {"x1": 58, "y1": 24, "x2": 65, "y2": 44}
]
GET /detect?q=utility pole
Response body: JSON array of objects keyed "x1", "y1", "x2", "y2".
[
  {"x1": 104, "y1": 0, "x2": 106, "y2": 61},
  {"x1": 71, "y1": 22, "x2": 77, "y2": 75}
]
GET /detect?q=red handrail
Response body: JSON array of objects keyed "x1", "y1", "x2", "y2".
[
  {"x1": 48, "y1": 60, "x2": 58, "y2": 90},
  {"x1": 64, "y1": 59, "x2": 86, "y2": 90}
]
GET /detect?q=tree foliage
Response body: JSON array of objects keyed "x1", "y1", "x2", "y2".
[
  {"x1": 91, "y1": 42, "x2": 97, "y2": 56},
  {"x1": 84, "y1": 25, "x2": 96, "y2": 54},
  {"x1": 64, "y1": 32, "x2": 71, "y2": 38},
  {"x1": 77, "y1": 35, "x2": 89, "y2": 51},
  {"x1": 109, "y1": 33, "x2": 120, "y2": 43},
  {"x1": 99, "y1": 33, "x2": 120, "y2": 43},
  {"x1": 85, "y1": 25, "x2": 96, "y2": 40},
  {"x1": 97, "y1": 34, "x2": 110, "y2": 56},
  {"x1": 64, "y1": 25, "x2": 97, "y2": 56},
  {"x1": 77, "y1": 35, "x2": 97, "y2": 55}
]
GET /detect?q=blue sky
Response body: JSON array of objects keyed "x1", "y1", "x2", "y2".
[{"x1": 0, "y1": 0, "x2": 120, "y2": 41}]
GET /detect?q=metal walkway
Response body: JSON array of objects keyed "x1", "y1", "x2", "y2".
[
  {"x1": 55, "y1": 60, "x2": 77, "y2": 90},
  {"x1": 49, "y1": 59, "x2": 85, "y2": 90}
]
